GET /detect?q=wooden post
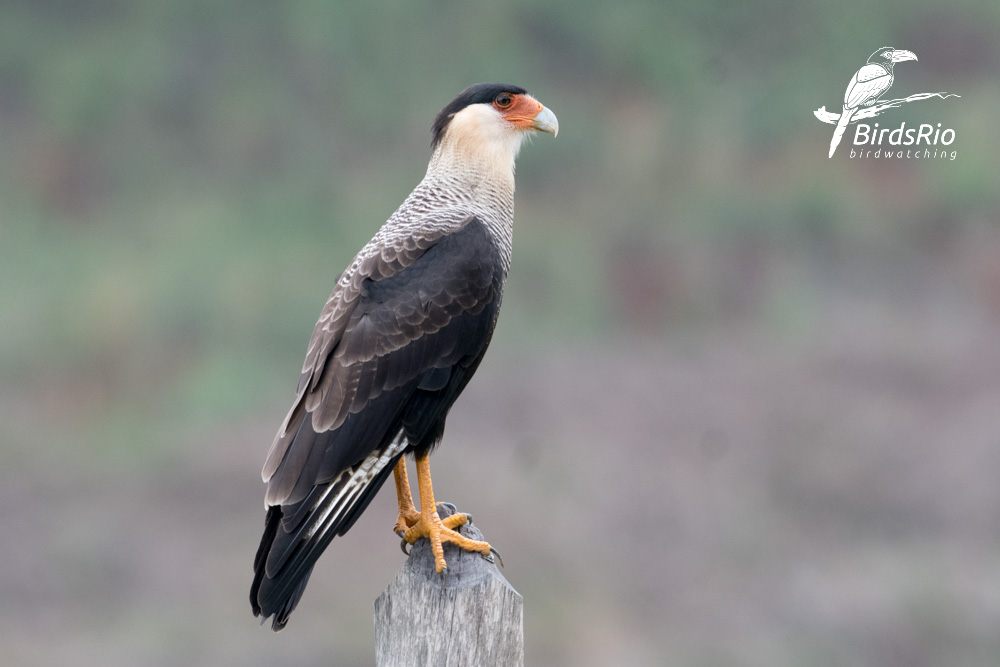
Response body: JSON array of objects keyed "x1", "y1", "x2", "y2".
[{"x1": 373, "y1": 503, "x2": 523, "y2": 667}]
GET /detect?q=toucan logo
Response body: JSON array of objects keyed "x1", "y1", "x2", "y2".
[{"x1": 814, "y1": 47, "x2": 959, "y2": 158}]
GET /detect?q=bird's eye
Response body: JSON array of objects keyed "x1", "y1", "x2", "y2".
[{"x1": 494, "y1": 93, "x2": 514, "y2": 109}]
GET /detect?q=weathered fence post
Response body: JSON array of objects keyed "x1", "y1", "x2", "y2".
[{"x1": 373, "y1": 502, "x2": 523, "y2": 666}]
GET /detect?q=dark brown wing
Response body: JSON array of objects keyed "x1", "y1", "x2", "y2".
[
  {"x1": 260, "y1": 226, "x2": 447, "y2": 491},
  {"x1": 251, "y1": 217, "x2": 505, "y2": 629}
]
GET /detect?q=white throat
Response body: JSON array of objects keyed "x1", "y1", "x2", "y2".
[{"x1": 425, "y1": 104, "x2": 526, "y2": 192}]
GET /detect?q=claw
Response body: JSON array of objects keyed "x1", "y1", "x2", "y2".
[
  {"x1": 400, "y1": 538, "x2": 410, "y2": 556},
  {"x1": 403, "y1": 511, "x2": 492, "y2": 572},
  {"x1": 488, "y1": 545, "x2": 504, "y2": 568},
  {"x1": 402, "y1": 453, "x2": 496, "y2": 572}
]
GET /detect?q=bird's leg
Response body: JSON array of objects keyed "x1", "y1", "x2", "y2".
[
  {"x1": 392, "y1": 458, "x2": 421, "y2": 535},
  {"x1": 402, "y1": 451, "x2": 492, "y2": 572},
  {"x1": 392, "y1": 457, "x2": 465, "y2": 536}
]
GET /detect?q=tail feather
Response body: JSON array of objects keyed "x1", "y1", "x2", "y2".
[
  {"x1": 828, "y1": 106, "x2": 856, "y2": 158},
  {"x1": 250, "y1": 445, "x2": 405, "y2": 631}
]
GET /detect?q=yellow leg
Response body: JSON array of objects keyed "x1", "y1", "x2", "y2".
[
  {"x1": 392, "y1": 458, "x2": 421, "y2": 534},
  {"x1": 402, "y1": 451, "x2": 493, "y2": 572},
  {"x1": 392, "y1": 457, "x2": 467, "y2": 535}
]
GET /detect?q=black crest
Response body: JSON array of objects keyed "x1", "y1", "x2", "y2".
[{"x1": 431, "y1": 82, "x2": 528, "y2": 149}]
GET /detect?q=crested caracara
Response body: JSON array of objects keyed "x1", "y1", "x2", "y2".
[{"x1": 250, "y1": 83, "x2": 558, "y2": 630}]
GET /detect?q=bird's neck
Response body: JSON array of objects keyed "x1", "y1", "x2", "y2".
[
  {"x1": 425, "y1": 137, "x2": 519, "y2": 200},
  {"x1": 413, "y1": 141, "x2": 518, "y2": 260},
  {"x1": 376, "y1": 145, "x2": 517, "y2": 277}
]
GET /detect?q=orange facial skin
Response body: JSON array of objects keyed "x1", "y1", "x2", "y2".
[{"x1": 492, "y1": 93, "x2": 545, "y2": 129}]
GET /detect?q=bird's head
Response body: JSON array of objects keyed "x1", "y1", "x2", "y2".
[
  {"x1": 869, "y1": 47, "x2": 918, "y2": 65},
  {"x1": 429, "y1": 83, "x2": 558, "y2": 178}
]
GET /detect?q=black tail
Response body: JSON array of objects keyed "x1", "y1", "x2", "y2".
[
  {"x1": 250, "y1": 506, "x2": 314, "y2": 630},
  {"x1": 250, "y1": 452, "x2": 401, "y2": 630}
]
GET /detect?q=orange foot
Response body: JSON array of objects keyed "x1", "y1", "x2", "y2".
[
  {"x1": 396, "y1": 452, "x2": 496, "y2": 572},
  {"x1": 391, "y1": 458, "x2": 468, "y2": 536},
  {"x1": 402, "y1": 506, "x2": 491, "y2": 573}
]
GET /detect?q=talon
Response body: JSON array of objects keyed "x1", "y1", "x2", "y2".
[
  {"x1": 403, "y1": 453, "x2": 495, "y2": 573},
  {"x1": 400, "y1": 539, "x2": 410, "y2": 556},
  {"x1": 489, "y1": 546, "x2": 504, "y2": 567}
]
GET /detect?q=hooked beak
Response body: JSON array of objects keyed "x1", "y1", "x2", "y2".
[
  {"x1": 530, "y1": 105, "x2": 559, "y2": 137},
  {"x1": 889, "y1": 49, "x2": 917, "y2": 63}
]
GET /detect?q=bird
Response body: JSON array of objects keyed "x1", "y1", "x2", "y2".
[
  {"x1": 828, "y1": 47, "x2": 917, "y2": 157},
  {"x1": 250, "y1": 83, "x2": 558, "y2": 631}
]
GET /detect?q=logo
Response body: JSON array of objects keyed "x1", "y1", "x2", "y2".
[{"x1": 814, "y1": 47, "x2": 959, "y2": 159}]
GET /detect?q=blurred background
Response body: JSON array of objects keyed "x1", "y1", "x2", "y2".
[{"x1": 3, "y1": 1, "x2": 999, "y2": 665}]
